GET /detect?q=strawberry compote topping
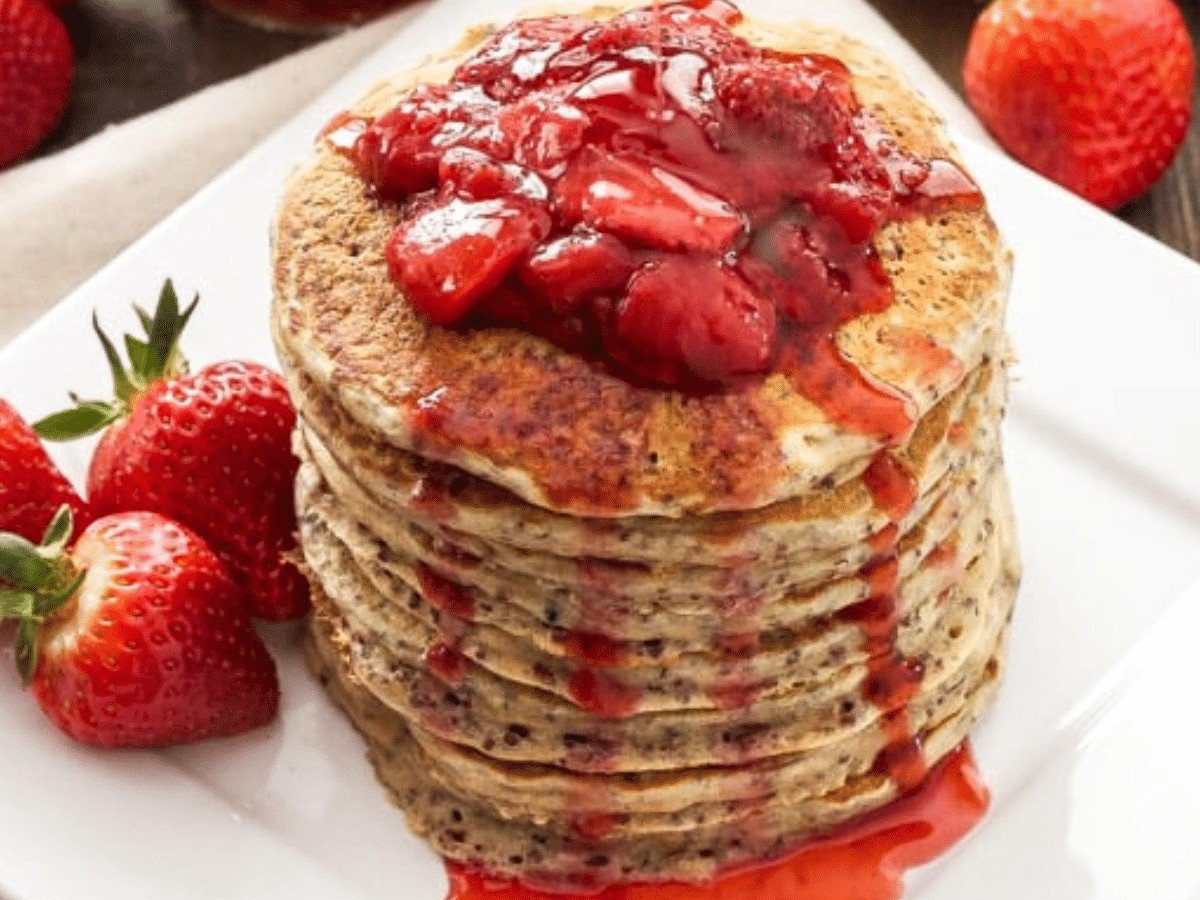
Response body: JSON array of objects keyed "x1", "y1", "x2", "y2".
[{"x1": 345, "y1": 0, "x2": 982, "y2": 396}]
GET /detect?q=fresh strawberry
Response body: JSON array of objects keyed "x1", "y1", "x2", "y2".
[
  {"x1": 0, "y1": 0, "x2": 74, "y2": 170},
  {"x1": 34, "y1": 281, "x2": 307, "y2": 621},
  {"x1": 0, "y1": 399, "x2": 89, "y2": 543},
  {"x1": 386, "y1": 195, "x2": 552, "y2": 325},
  {"x1": 0, "y1": 507, "x2": 278, "y2": 748},
  {"x1": 552, "y1": 148, "x2": 746, "y2": 253},
  {"x1": 964, "y1": 0, "x2": 1195, "y2": 210}
]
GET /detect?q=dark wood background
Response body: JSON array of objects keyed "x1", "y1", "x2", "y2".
[{"x1": 37, "y1": 0, "x2": 1200, "y2": 261}]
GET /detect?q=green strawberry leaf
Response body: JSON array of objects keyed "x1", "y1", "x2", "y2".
[
  {"x1": 94, "y1": 312, "x2": 137, "y2": 404},
  {"x1": 124, "y1": 334, "x2": 153, "y2": 384},
  {"x1": 146, "y1": 279, "x2": 197, "y2": 378},
  {"x1": 0, "y1": 533, "x2": 53, "y2": 590},
  {"x1": 15, "y1": 617, "x2": 39, "y2": 682},
  {"x1": 134, "y1": 304, "x2": 154, "y2": 336},
  {"x1": 39, "y1": 505, "x2": 74, "y2": 554},
  {"x1": 0, "y1": 591, "x2": 34, "y2": 620},
  {"x1": 0, "y1": 507, "x2": 84, "y2": 682},
  {"x1": 34, "y1": 402, "x2": 123, "y2": 441},
  {"x1": 36, "y1": 278, "x2": 199, "y2": 443}
]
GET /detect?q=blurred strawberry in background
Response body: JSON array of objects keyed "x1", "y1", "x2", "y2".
[
  {"x1": 0, "y1": 0, "x2": 73, "y2": 169},
  {"x1": 965, "y1": 0, "x2": 1195, "y2": 210}
]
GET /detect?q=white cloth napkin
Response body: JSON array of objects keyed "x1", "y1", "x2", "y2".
[{"x1": 0, "y1": 0, "x2": 983, "y2": 348}]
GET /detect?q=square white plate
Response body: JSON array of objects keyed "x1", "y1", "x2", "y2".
[{"x1": 2, "y1": 2, "x2": 1200, "y2": 898}]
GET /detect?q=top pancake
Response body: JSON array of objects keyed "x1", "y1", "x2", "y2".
[{"x1": 271, "y1": 3, "x2": 1010, "y2": 518}]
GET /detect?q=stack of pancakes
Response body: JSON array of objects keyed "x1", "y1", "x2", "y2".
[{"x1": 271, "y1": 6, "x2": 1019, "y2": 890}]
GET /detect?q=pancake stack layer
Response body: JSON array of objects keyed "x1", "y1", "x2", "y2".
[{"x1": 272, "y1": 5, "x2": 1020, "y2": 890}]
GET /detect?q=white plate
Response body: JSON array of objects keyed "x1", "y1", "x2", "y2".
[{"x1": 3, "y1": 1, "x2": 1200, "y2": 897}]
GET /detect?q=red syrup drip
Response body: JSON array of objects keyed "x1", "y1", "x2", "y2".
[
  {"x1": 564, "y1": 630, "x2": 630, "y2": 668},
  {"x1": 924, "y1": 539, "x2": 959, "y2": 569},
  {"x1": 417, "y1": 565, "x2": 477, "y2": 687},
  {"x1": 862, "y1": 453, "x2": 919, "y2": 524},
  {"x1": 425, "y1": 641, "x2": 470, "y2": 688},
  {"x1": 568, "y1": 668, "x2": 644, "y2": 719},
  {"x1": 445, "y1": 742, "x2": 989, "y2": 900},
  {"x1": 410, "y1": 472, "x2": 457, "y2": 520},
  {"x1": 707, "y1": 630, "x2": 763, "y2": 711},
  {"x1": 418, "y1": 564, "x2": 478, "y2": 622},
  {"x1": 348, "y1": 0, "x2": 984, "y2": 421},
  {"x1": 853, "y1": 450, "x2": 927, "y2": 793},
  {"x1": 868, "y1": 522, "x2": 900, "y2": 559},
  {"x1": 565, "y1": 781, "x2": 626, "y2": 843}
]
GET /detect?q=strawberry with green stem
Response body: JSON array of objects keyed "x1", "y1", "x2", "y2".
[
  {"x1": 36, "y1": 280, "x2": 308, "y2": 621},
  {"x1": 0, "y1": 506, "x2": 279, "y2": 747}
]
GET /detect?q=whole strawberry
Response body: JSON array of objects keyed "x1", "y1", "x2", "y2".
[
  {"x1": 0, "y1": 398, "x2": 89, "y2": 542},
  {"x1": 36, "y1": 281, "x2": 308, "y2": 621},
  {"x1": 0, "y1": 0, "x2": 74, "y2": 169},
  {"x1": 0, "y1": 507, "x2": 278, "y2": 747},
  {"x1": 964, "y1": 0, "x2": 1195, "y2": 210}
]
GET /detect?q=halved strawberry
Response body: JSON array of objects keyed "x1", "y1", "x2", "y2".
[
  {"x1": 454, "y1": 16, "x2": 593, "y2": 100},
  {"x1": 497, "y1": 89, "x2": 589, "y2": 173},
  {"x1": 0, "y1": 507, "x2": 278, "y2": 748},
  {"x1": 553, "y1": 148, "x2": 746, "y2": 253},
  {"x1": 387, "y1": 195, "x2": 551, "y2": 325},
  {"x1": 35, "y1": 281, "x2": 306, "y2": 622},
  {"x1": 355, "y1": 84, "x2": 503, "y2": 197},
  {"x1": 518, "y1": 230, "x2": 637, "y2": 310},
  {"x1": 604, "y1": 257, "x2": 776, "y2": 386},
  {"x1": 438, "y1": 147, "x2": 548, "y2": 201}
]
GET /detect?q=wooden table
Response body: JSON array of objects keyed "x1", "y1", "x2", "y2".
[{"x1": 41, "y1": 0, "x2": 1200, "y2": 261}]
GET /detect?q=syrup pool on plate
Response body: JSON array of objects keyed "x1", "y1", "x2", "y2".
[{"x1": 446, "y1": 743, "x2": 990, "y2": 900}]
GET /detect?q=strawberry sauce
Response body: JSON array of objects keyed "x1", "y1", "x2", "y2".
[
  {"x1": 445, "y1": 742, "x2": 989, "y2": 899},
  {"x1": 849, "y1": 451, "x2": 926, "y2": 792},
  {"x1": 345, "y1": 0, "x2": 982, "y2": 412}
]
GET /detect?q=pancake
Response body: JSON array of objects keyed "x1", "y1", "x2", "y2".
[
  {"x1": 271, "y1": 4, "x2": 1012, "y2": 519},
  {"x1": 305, "y1": 534, "x2": 1016, "y2": 885},
  {"x1": 301, "y1": 472, "x2": 1014, "y2": 771},
  {"x1": 298, "y1": 467, "x2": 1000, "y2": 715},
  {"x1": 291, "y1": 365, "x2": 1003, "y2": 615},
  {"x1": 283, "y1": 346, "x2": 1007, "y2": 565},
  {"x1": 275, "y1": 1, "x2": 1020, "y2": 888}
]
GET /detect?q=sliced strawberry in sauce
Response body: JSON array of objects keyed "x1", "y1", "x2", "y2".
[
  {"x1": 713, "y1": 57, "x2": 882, "y2": 212},
  {"x1": 743, "y1": 213, "x2": 892, "y2": 325},
  {"x1": 455, "y1": 16, "x2": 593, "y2": 100},
  {"x1": 518, "y1": 230, "x2": 637, "y2": 309},
  {"x1": 439, "y1": 147, "x2": 548, "y2": 201},
  {"x1": 553, "y1": 148, "x2": 746, "y2": 253},
  {"x1": 355, "y1": 84, "x2": 502, "y2": 196},
  {"x1": 582, "y1": 4, "x2": 750, "y2": 66},
  {"x1": 676, "y1": 0, "x2": 744, "y2": 26},
  {"x1": 496, "y1": 90, "x2": 589, "y2": 173},
  {"x1": 605, "y1": 256, "x2": 776, "y2": 386},
  {"x1": 386, "y1": 196, "x2": 551, "y2": 325}
]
